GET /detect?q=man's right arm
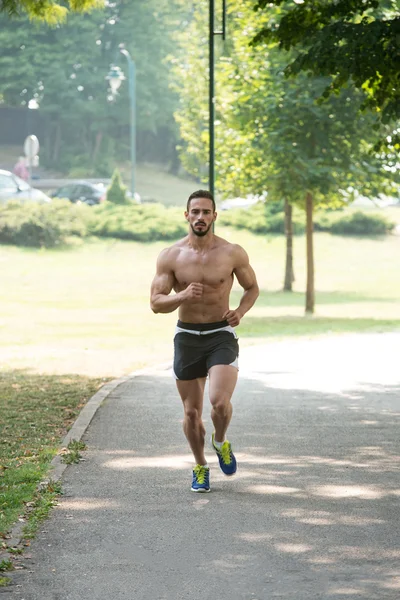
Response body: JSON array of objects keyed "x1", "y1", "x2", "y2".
[
  {"x1": 150, "y1": 249, "x2": 203, "y2": 314},
  {"x1": 150, "y1": 249, "x2": 181, "y2": 314}
]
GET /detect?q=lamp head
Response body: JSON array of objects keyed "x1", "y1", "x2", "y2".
[{"x1": 106, "y1": 65, "x2": 126, "y2": 96}]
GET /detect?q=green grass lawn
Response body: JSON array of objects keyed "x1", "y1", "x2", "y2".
[
  {"x1": 0, "y1": 372, "x2": 105, "y2": 537},
  {"x1": 1, "y1": 228, "x2": 399, "y2": 377},
  {"x1": 1, "y1": 227, "x2": 400, "y2": 539}
]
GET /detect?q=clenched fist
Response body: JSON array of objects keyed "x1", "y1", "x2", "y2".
[
  {"x1": 182, "y1": 282, "x2": 204, "y2": 303},
  {"x1": 222, "y1": 308, "x2": 242, "y2": 327}
]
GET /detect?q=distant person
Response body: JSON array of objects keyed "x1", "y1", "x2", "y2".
[
  {"x1": 13, "y1": 156, "x2": 29, "y2": 181},
  {"x1": 150, "y1": 190, "x2": 259, "y2": 492}
]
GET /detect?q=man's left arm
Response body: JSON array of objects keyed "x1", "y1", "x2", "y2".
[{"x1": 223, "y1": 245, "x2": 259, "y2": 327}]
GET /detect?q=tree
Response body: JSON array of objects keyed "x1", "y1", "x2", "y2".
[
  {"x1": 106, "y1": 168, "x2": 129, "y2": 204},
  {"x1": 169, "y1": 2, "x2": 211, "y2": 182},
  {"x1": 1, "y1": 0, "x2": 102, "y2": 24},
  {"x1": 173, "y1": 0, "x2": 396, "y2": 312},
  {"x1": 252, "y1": 0, "x2": 400, "y2": 137},
  {"x1": 218, "y1": 64, "x2": 393, "y2": 312},
  {"x1": 0, "y1": 0, "x2": 184, "y2": 173}
]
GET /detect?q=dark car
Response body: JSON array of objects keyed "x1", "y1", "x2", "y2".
[{"x1": 51, "y1": 181, "x2": 106, "y2": 206}]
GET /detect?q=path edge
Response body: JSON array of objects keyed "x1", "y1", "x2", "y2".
[{"x1": 3, "y1": 361, "x2": 171, "y2": 551}]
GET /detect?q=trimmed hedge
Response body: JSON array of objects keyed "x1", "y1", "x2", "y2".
[
  {"x1": 329, "y1": 211, "x2": 395, "y2": 235},
  {"x1": 88, "y1": 202, "x2": 187, "y2": 241},
  {"x1": 0, "y1": 199, "x2": 395, "y2": 248},
  {"x1": 219, "y1": 202, "x2": 395, "y2": 236},
  {"x1": 218, "y1": 202, "x2": 306, "y2": 234},
  {"x1": 0, "y1": 199, "x2": 88, "y2": 248},
  {"x1": 0, "y1": 200, "x2": 187, "y2": 247}
]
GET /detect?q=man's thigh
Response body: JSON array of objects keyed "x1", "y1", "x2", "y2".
[
  {"x1": 176, "y1": 377, "x2": 207, "y2": 414},
  {"x1": 208, "y1": 365, "x2": 238, "y2": 404}
]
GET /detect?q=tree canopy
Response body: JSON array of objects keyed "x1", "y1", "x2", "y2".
[
  {"x1": 0, "y1": 0, "x2": 182, "y2": 173},
  {"x1": 172, "y1": 0, "x2": 396, "y2": 312},
  {"x1": 252, "y1": 0, "x2": 400, "y2": 127},
  {"x1": 173, "y1": 0, "x2": 394, "y2": 202},
  {"x1": 0, "y1": 0, "x2": 102, "y2": 23}
]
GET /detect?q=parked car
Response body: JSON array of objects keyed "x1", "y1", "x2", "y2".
[
  {"x1": 51, "y1": 181, "x2": 106, "y2": 206},
  {"x1": 0, "y1": 169, "x2": 51, "y2": 204}
]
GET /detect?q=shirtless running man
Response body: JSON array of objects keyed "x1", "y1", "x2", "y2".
[{"x1": 150, "y1": 190, "x2": 259, "y2": 492}]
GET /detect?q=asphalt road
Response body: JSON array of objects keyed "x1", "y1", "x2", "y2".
[{"x1": 4, "y1": 333, "x2": 400, "y2": 600}]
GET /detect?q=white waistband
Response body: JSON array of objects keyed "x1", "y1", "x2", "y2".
[{"x1": 174, "y1": 324, "x2": 238, "y2": 338}]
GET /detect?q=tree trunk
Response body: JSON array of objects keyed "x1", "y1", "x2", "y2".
[
  {"x1": 305, "y1": 191, "x2": 314, "y2": 314},
  {"x1": 283, "y1": 198, "x2": 295, "y2": 291},
  {"x1": 82, "y1": 121, "x2": 91, "y2": 155},
  {"x1": 91, "y1": 131, "x2": 103, "y2": 165},
  {"x1": 52, "y1": 121, "x2": 61, "y2": 164}
]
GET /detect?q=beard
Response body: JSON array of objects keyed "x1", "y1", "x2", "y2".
[{"x1": 190, "y1": 222, "x2": 212, "y2": 237}]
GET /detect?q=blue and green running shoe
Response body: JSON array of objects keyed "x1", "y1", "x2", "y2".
[
  {"x1": 212, "y1": 433, "x2": 237, "y2": 475},
  {"x1": 191, "y1": 465, "x2": 211, "y2": 493}
]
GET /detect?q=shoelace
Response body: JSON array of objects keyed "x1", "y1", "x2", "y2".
[
  {"x1": 193, "y1": 465, "x2": 208, "y2": 484},
  {"x1": 220, "y1": 442, "x2": 232, "y2": 465}
]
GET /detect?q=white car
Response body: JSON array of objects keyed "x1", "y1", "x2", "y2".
[{"x1": 0, "y1": 169, "x2": 51, "y2": 204}]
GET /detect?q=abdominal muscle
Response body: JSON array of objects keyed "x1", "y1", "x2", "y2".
[{"x1": 178, "y1": 282, "x2": 232, "y2": 324}]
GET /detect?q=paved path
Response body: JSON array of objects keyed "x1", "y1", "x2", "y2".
[{"x1": 4, "y1": 334, "x2": 400, "y2": 600}]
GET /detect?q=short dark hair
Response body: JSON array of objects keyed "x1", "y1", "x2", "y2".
[{"x1": 187, "y1": 190, "x2": 215, "y2": 212}]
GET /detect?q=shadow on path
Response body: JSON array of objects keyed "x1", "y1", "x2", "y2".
[{"x1": 7, "y1": 371, "x2": 400, "y2": 600}]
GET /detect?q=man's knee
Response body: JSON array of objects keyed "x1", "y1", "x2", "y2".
[
  {"x1": 210, "y1": 393, "x2": 232, "y2": 415},
  {"x1": 183, "y1": 404, "x2": 201, "y2": 424}
]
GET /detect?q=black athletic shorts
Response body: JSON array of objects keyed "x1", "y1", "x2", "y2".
[{"x1": 173, "y1": 319, "x2": 239, "y2": 381}]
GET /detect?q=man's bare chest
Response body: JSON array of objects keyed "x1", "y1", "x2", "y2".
[{"x1": 174, "y1": 253, "x2": 233, "y2": 288}]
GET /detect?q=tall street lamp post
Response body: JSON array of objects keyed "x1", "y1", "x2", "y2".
[
  {"x1": 209, "y1": 0, "x2": 226, "y2": 198},
  {"x1": 106, "y1": 45, "x2": 136, "y2": 198}
]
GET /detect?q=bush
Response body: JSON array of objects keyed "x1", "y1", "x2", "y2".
[
  {"x1": 313, "y1": 211, "x2": 336, "y2": 232},
  {"x1": 218, "y1": 202, "x2": 305, "y2": 234},
  {"x1": 0, "y1": 200, "x2": 88, "y2": 248},
  {"x1": 329, "y1": 211, "x2": 395, "y2": 235},
  {"x1": 88, "y1": 202, "x2": 187, "y2": 241},
  {"x1": 106, "y1": 169, "x2": 129, "y2": 205},
  {"x1": 3, "y1": 198, "x2": 392, "y2": 250},
  {"x1": 0, "y1": 200, "x2": 187, "y2": 248},
  {"x1": 219, "y1": 202, "x2": 396, "y2": 237}
]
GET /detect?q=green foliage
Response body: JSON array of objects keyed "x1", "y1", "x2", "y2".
[
  {"x1": 0, "y1": 1, "x2": 184, "y2": 172},
  {"x1": 329, "y1": 210, "x2": 395, "y2": 235},
  {"x1": 106, "y1": 169, "x2": 129, "y2": 205},
  {"x1": 0, "y1": 199, "x2": 188, "y2": 247},
  {"x1": 88, "y1": 202, "x2": 187, "y2": 242},
  {"x1": 0, "y1": 559, "x2": 13, "y2": 572},
  {"x1": 0, "y1": 0, "x2": 102, "y2": 24},
  {"x1": 0, "y1": 370, "x2": 104, "y2": 537},
  {"x1": 22, "y1": 480, "x2": 63, "y2": 539},
  {"x1": 0, "y1": 198, "x2": 393, "y2": 248},
  {"x1": 0, "y1": 199, "x2": 88, "y2": 248},
  {"x1": 61, "y1": 439, "x2": 87, "y2": 464},
  {"x1": 169, "y1": 1, "x2": 211, "y2": 182},
  {"x1": 173, "y1": 0, "x2": 394, "y2": 206},
  {"x1": 219, "y1": 203, "x2": 395, "y2": 236},
  {"x1": 253, "y1": 0, "x2": 400, "y2": 126},
  {"x1": 218, "y1": 202, "x2": 305, "y2": 234}
]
